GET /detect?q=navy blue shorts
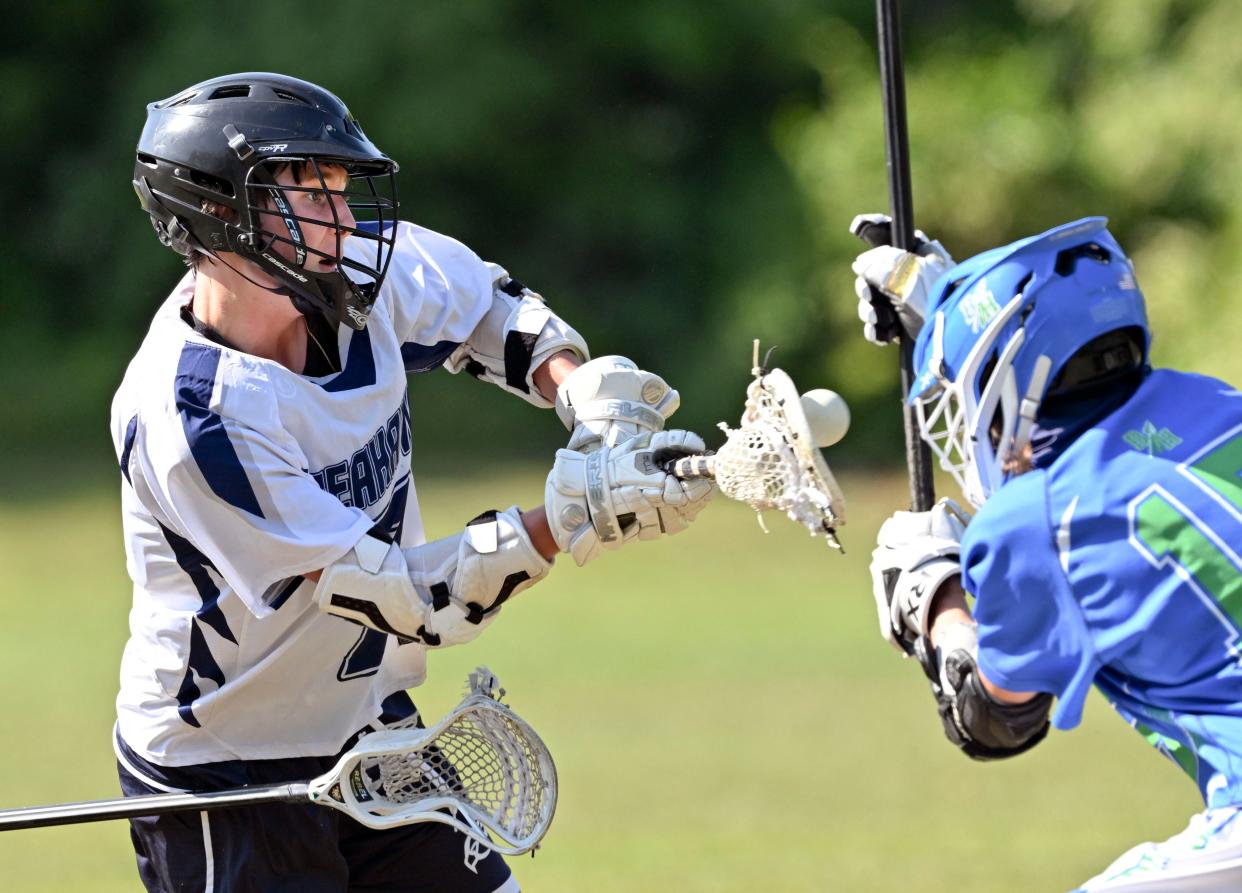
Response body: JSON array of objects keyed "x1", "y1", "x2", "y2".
[{"x1": 115, "y1": 696, "x2": 514, "y2": 893}]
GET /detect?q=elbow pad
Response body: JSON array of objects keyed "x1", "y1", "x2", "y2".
[
  {"x1": 445, "y1": 272, "x2": 589, "y2": 408},
  {"x1": 915, "y1": 624, "x2": 1053, "y2": 761},
  {"x1": 314, "y1": 507, "x2": 552, "y2": 648}
]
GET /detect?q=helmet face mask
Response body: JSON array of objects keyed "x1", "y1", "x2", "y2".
[
  {"x1": 133, "y1": 73, "x2": 400, "y2": 330},
  {"x1": 908, "y1": 218, "x2": 1150, "y2": 508},
  {"x1": 912, "y1": 294, "x2": 1030, "y2": 507},
  {"x1": 239, "y1": 156, "x2": 398, "y2": 329}
]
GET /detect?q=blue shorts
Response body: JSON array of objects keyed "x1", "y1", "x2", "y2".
[{"x1": 115, "y1": 695, "x2": 514, "y2": 893}]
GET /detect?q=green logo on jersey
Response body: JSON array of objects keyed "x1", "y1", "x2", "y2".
[{"x1": 1123, "y1": 421, "x2": 1182, "y2": 455}]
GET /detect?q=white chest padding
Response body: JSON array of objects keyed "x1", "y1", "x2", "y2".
[{"x1": 314, "y1": 507, "x2": 552, "y2": 648}]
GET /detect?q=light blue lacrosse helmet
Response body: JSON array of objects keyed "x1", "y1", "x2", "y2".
[{"x1": 908, "y1": 217, "x2": 1150, "y2": 507}]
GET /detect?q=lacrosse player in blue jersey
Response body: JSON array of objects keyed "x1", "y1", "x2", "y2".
[
  {"x1": 113, "y1": 72, "x2": 711, "y2": 893},
  {"x1": 853, "y1": 214, "x2": 1242, "y2": 891}
]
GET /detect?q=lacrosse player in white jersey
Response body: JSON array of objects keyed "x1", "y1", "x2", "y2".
[{"x1": 113, "y1": 72, "x2": 711, "y2": 893}]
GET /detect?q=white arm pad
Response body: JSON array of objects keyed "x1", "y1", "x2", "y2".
[
  {"x1": 445, "y1": 269, "x2": 589, "y2": 408},
  {"x1": 554, "y1": 355, "x2": 680, "y2": 451},
  {"x1": 314, "y1": 507, "x2": 552, "y2": 648}
]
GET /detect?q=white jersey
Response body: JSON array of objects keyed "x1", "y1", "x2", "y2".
[{"x1": 110, "y1": 221, "x2": 581, "y2": 766}]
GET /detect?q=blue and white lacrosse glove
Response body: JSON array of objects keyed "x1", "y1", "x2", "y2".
[
  {"x1": 545, "y1": 429, "x2": 713, "y2": 566},
  {"x1": 868, "y1": 498, "x2": 971, "y2": 653},
  {"x1": 555, "y1": 355, "x2": 681, "y2": 452},
  {"x1": 849, "y1": 213, "x2": 954, "y2": 345}
]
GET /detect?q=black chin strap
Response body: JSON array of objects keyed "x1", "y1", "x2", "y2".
[
  {"x1": 199, "y1": 249, "x2": 297, "y2": 300},
  {"x1": 199, "y1": 248, "x2": 331, "y2": 328}
]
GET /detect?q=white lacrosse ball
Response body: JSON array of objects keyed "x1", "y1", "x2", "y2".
[{"x1": 799, "y1": 389, "x2": 850, "y2": 448}]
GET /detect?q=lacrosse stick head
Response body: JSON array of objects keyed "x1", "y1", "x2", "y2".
[
  {"x1": 711, "y1": 349, "x2": 848, "y2": 548},
  {"x1": 307, "y1": 668, "x2": 557, "y2": 856}
]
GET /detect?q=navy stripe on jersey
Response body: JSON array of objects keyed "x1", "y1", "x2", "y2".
[
  {"x1": 266, "y1": 576, "x2": 303, "y2": 611},
  {"x1": 321, "y1": 326, "x2": 376, "y2": 393},
  {"x1": 120, "y1": 414, "x2": 138, "y2": 484},
  {"x1": 176, "y1": 619, "x2": 227, "y2": 728},
  {"x1": 368, "y1": 474, "x2": 410, "y2": 544},
  {"x1": 379, "y1": 690, "x2": 419, "y2": 724},
  {"x1": 353, "y1": 220, "x2": 394, "y2": 236},
  {"x1": 175, "y1": 344, "x2": 265, "y2": 518},
  {"x1": 338, "y1": 628, "x2": 388, "y2": 681},
  {"x1": 400, "y1": 339, "x2": 459, "y2": 374},
  {"x1": 157, "y1": 521, "x2": 236, "y2": 645}
]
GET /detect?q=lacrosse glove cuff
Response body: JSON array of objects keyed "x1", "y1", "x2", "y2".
[
  {"x1": 869, "y1": 498, "x2": 971, "y2": 652},
  {"x1": 555, "y1": 355, "x2": 680, "y2": 452}
]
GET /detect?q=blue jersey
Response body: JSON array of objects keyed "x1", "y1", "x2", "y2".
[{"x1": 961, "y1": 369, "x2": 1242, "y2": 807}]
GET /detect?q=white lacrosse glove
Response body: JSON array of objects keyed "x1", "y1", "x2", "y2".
[
  {"x1": 869, "y1": 497, "x2": 971, "y2": 653},
  {"x1": 545, "y1": 429, "x2": 714, "y2": 566},
  {"x1": 555, "y1": 355, "x2": 680, "y2": 452},
  {"x1": 849, "y1": 212, "x2": 954, "y2": 344}
]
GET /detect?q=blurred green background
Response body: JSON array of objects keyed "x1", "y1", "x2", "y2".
[
  {"x1": 4, "y1": 0, "x2": 1240, "y2": 467},
  {"x1": 0, "y1": 0, "x2": 1233, "y2": 890}
]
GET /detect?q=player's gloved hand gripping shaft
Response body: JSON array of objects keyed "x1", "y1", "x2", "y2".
[
  {"x1": 307, "y1": 345, "x2": 709, "y2": 645},
  {"x1": 870, "y1": 497, "x2": 971, "y2": 653},
  {"x1": 312, "y1": 433, "x2": 714, "y2": 640},
  {"x1": 545, "y1": 430, "x2": 713, "y2": 566},
  {"x1": 850, "y1": 212, "x2": 954, "y2": 345}
]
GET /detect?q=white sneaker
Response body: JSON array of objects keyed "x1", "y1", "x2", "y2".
[{"x1": 1073, "y1": 807, "x2": 1242, "y2": 891}]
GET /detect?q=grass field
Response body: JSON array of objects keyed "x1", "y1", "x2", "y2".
[{"x1": 0, "y1": 466, "x2": 1199, "y2": 892}]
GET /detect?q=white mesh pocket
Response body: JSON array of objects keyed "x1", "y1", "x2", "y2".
[
  {"x1": 713, "y1": 421, "x2": 797, "y2": 510},
  {"x1": 711, "y1": 366, "x2": 844, "y2": 545},
  {"x1": 374, "y1": 708, "x2": 550, "y2": 842}
]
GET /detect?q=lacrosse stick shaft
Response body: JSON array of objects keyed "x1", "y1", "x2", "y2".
[
  {"x1": 877, "y1": 0, "x2": 914, "y2": 253},
  {"x1": 669, "y1": 453, "x2": 714, "y2": 480},
  {"x1": 0, "y1": 782, "x2": 309, "y2": 831},
  {"x1": 876, "y1": 0, "x2": 936, "y2": 512}
]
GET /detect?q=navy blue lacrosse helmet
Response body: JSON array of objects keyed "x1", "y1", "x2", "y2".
[{"x1": 908, "y1": 217, "x2": 1150, "y2": 507}]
